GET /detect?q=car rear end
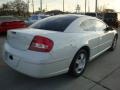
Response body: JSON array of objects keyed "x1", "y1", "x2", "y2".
[
  {"x1": 3, "y1": 28, "x2": 58, "y2": 77},
  {"x1": 3, "y1": 15, "x2": 80, "y2": 78},
  {"x1": 3, "y1": 27, "x2": 77, "y2": 78}
]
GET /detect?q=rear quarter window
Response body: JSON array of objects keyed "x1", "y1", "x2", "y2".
[{"x1": 80, "y1": 19, "x2": 96, "y2": 31}]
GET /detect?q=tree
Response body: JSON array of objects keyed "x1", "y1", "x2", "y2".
[
  {"x1": 2, "y1": 4, "x2": 9, "y2": 10},
  {"x1": 97, "y1": 5, "x2": 115, "y2": 13},
  {"x1": 46, "y1": 10, "x2": 64, "y2": 15},
  {"x1": 12, "y1": 0, "x2": 28, "y2": 15},
  {"x1": 0, "y1": 0, "x2": 28, "y2": 16},
  {"x1": 103, "y1": 9, "x2": 115, "y2": 13}
]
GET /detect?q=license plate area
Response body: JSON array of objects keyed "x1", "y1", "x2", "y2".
[{"x1": 4, "y1": 51, "x2": 20, "y2": 67}]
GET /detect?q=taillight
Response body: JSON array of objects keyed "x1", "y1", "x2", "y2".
[{"x1": 29, "y1": 36, "x2": 54, "y2": 52}]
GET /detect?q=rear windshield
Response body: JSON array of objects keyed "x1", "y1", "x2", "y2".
[{"x1": 30, "y1": 15, "x2": 78, "y2": 32}]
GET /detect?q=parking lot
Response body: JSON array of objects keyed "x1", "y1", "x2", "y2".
[{"x1": 0, "y1": 30, "x2": 120, "y2": 90}]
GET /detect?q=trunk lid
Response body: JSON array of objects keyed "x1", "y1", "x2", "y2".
[{"x1": 7, "y1": 28, "x2": 59, "y2": 51}]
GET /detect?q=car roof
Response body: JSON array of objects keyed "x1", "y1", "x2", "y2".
[
  {"x1": 31, "y1": 14, "x2": 49, "y2": 16},
  {"x1": 53, "y1": 14, "x2": 98, "y2": 19},
  {"x1": 62, "y1": 14, "x2": 101, "y2": 33},
  {"x1": 47, "y1": 14, "x2": 99, "y2": 23}
]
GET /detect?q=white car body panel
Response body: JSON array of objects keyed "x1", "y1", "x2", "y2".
[{"x1": 3, "y1": 15, "x2": 118, "y2": 78}]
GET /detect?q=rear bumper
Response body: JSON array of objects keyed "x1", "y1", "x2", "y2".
[
  {"x1": 3, "y1": 43, "x2": 69, "y2": 78},
  {"x1": 4, "y1": 57, "x2": 68, "y2": 78}
]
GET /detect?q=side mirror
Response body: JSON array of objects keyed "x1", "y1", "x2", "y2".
[{"x1": 104, "y1": 27, "x2": 113, "y2": 32}]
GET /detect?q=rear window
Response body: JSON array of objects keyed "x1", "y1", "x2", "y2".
[{"x1": 30, "y1": 15, "x2": 78, "y2": 32}]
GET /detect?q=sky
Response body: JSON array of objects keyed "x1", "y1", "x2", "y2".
[{"x1": 0, "y1": 0, "x2": 120, "y2": 12}]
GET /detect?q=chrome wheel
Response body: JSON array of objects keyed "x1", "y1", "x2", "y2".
[
  {"x1": 69, "y1": 49, "x2": 88, "y2": 77},
  {"x1": 75, "y1": 53, "x2": 86, "y2": 74}
]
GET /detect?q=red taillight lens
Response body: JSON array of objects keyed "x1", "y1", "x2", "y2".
[{"x1": 29, "y1": 36, "x2": 54, "y2": 52}]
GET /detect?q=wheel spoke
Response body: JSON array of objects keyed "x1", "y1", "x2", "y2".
[
  {"x1": 76, "y1": 59, "x2": 80, "y2": 64},
  {"x1": 75, "y1": 53, "x2": 86, "y2": 74},
  {"x1": 80, "y1": 54, "x2": 85, "y2": 60}
]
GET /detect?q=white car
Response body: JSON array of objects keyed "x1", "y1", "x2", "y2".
[{"x1": 3, "y1": 14, "x2": 118, "y2": 78}]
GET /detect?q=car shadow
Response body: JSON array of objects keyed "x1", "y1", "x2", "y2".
[
  {"x1": 0, "y1": 50, "x2": 112, "y2": 90},
  {"x1": 0, "y1": 66, "x2": 79, "y2": 89}
]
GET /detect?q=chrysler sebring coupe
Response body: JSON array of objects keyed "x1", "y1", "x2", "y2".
[{"x1": 3, "y1": 14, "x2": 118, "y2": 78}]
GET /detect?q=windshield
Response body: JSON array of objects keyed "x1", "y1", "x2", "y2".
[{"x1": 30, "y1": 15, "x2": 78, "y2": 32}]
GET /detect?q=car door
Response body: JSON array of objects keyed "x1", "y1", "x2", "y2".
[
  {"x1": 95, "y1": 20, "x2": 114, "y2": 53},
  {"x1": 80, "y1": 19, "x2": 101, "y2": 57}
]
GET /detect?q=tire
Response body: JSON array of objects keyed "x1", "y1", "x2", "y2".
[
  {"x1": 68, "y1": 49, "x2": 88, "y2": 77},
  {"x1": 109, "y1": 35, "x2": 118, "y2": 51}
]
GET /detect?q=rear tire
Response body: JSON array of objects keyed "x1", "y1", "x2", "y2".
[
  {"x1": 109, "y1": 36, "x2": 118, "y2": 51},
  {"x1": 68, "y1": 49, "x2": 88, "y2": 77}
]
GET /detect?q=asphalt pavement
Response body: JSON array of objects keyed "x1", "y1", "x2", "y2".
[{"x1": 0, "y1": 30, "x2": 120, "y2": 90}]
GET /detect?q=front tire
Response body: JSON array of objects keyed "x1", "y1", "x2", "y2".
[
  {"x1": 68, "y1": 49, "x2": 88, "y2": 77},
  {"x1": 109, "y1": 36, "x2": 118, "y2": 51}
]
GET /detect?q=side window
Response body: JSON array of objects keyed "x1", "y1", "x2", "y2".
[
  {"x1": 80, "y1": 20, "x2": 89, "y2": 30},
  {"x1": 95, "y1": 20, "x2": 107, "y2": 31},
  {"x1": 80, "y1": 19, "x2": 96, "y2": 31}
]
